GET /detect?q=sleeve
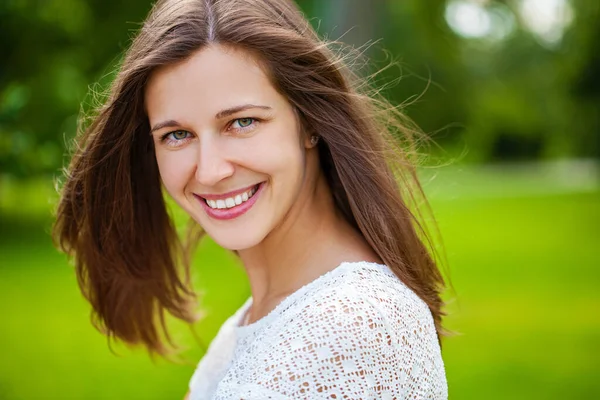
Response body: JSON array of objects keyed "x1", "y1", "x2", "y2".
[
  {"x1": 227, "y1": 286, "x2": 448, "y2": 400},
  {"x1": 189, "y1": 312, "x2": 241, "y2": 396}
]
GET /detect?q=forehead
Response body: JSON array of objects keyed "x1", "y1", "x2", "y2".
[{"x1": 145, "y1": 44, "x2": 282, "y2": 120}]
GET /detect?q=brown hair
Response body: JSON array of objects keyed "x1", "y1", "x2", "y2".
[{"x1": 54, "y1": 0, "x2": 451, "y2": 356}]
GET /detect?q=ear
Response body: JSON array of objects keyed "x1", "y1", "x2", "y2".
[
  {"x1": 306, "y1": 134, "x2": 320, "y2": 149},
  {"x1": 303, "y1": 132, "x2": 314, "y2": 149},
  {"x1": 293, "y1": 107, "x2": 316, "y2": 149},
  {"x1": 301, "y1": 126, "x2": 319, "y2": 150}
]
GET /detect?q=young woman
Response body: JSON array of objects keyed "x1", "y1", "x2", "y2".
[{"x1": 54, "y1": 0, "x2": 450, "y2": 398}]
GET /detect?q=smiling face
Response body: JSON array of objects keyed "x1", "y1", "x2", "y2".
[{"x1": 145, "y1": 44, "x2": 315, "y2": 250}]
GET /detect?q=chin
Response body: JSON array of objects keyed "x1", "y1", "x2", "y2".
[
  {"x1": 197, "y1": 213, "x2": 270, "y2": 251},
  {"x1": 207, "y1": 229, "x2": 266, "y2": 251}
]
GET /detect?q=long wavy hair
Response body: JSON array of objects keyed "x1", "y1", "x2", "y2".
[{"x1": 54, "y1": 0, "x2": 451, "y2": 356}]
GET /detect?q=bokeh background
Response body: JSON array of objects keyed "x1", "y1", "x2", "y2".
[{"x1": 1, "y1": 0, "x2": 598, "y2": 399}]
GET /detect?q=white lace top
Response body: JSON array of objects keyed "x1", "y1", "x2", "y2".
[{"x1": 188, "y1": 261, "x2": 448, "y2": 400}]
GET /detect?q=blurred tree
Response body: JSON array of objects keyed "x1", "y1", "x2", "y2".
[
  {"x1": 571, "y1": 0, "x2": 600, "y2": 160},
  {"x1": 314, "y1": 0, "x2": 382, "y2": 50},
  {"x1": 0, "y1": 0, "x2": 598, "y2": 179},
  {"x1": 0, "y1": 0, "x2": 152, "y2": 177}
]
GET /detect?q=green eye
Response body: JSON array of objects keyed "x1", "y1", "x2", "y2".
[
  {"x1": 159, "y1": 130, "x2": 192, "y2": 148},
  {"x1": 236, "y1": 118, "x2": 254, "y2": 128},
  {"x1": 172, "y1": 130, "x2": 189, "y2": 140}
]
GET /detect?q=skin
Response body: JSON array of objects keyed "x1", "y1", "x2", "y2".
[{"x1": 145, "y1": 46, "x2": 380, "y2": 396}]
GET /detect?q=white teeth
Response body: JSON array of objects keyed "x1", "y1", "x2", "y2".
[{"x1": 205, "y1": 184, "x2": 260, "y2": 210}]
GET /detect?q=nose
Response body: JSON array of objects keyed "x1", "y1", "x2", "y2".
[{"x1": 194, "y1": 136, "x2": 235, "y2": 186}]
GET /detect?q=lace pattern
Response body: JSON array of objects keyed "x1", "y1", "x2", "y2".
[{"x1": 190, "y1": 261, "x2": 448, "y2": 400}]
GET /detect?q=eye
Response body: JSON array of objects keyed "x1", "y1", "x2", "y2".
[
  {"x1": 169, "y1": 130, "x2": 190, "y2": 140},
  {"x1": 160, "y1": 130, "x2": 192, "y2": 148},
  {"x1": 231, "y1": 118, "x2": 256, "y2": 130}
]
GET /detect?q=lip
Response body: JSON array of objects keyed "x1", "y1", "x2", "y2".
[
  {"x1": 194, "y1": 181, "x2": 266, "y2": 221},
  {"x1": 197, "y1": 183, "x2": 259, "y2": 201}
]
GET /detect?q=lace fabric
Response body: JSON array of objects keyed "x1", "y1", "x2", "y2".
[{"x1": 189, "y1": 261, "x2": 448, "y2": 400}]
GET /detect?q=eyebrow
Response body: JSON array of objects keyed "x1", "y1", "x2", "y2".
[
  {"x1": 150, "y1": 119, "x2": 179, "y2": 134},
  {"x1": 149, "y1": 104, "x2": 272, "y2": 134},
  {"x1": 215, "y1": 104, "x2": 272, "y2": 119}
]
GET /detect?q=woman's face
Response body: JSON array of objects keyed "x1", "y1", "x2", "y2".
[{"x1": 145, "y1": 45, "x2": 313, "y2": 250}]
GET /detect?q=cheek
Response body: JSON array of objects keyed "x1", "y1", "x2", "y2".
[
  {"x1": 253, "y1": 127, "x2": 307, "y2": 208},
  {"x1": 245, "y1": 122, "x2": 306, "y2": 176},
  {"x1": 154, "y1": 147, "x2": 196, "y2": 198}
]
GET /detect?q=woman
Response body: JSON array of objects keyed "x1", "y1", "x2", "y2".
[{"x1": 54, "y1": 0, "x2": 450, "y2": 398}]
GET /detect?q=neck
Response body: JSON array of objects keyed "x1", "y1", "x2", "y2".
[{"x1": 237, "y1": 172, "x2": 380, "y2": 313}]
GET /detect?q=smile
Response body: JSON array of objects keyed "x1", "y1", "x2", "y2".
[
  {"x1": 204, "y1": 185, "x2": 258, "y2": 209},
  {"x1": 194, "y1": 182, "x2": 265, "y2": 220}
]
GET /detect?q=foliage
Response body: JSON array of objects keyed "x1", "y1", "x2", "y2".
[{"x1": 0, "y1": 0, "x2": 599, "y2": 177}]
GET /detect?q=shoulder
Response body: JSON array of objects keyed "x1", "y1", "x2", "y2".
[
  {"x1": 300, "y1": 261, "x2": 436, "y2": 330},
  {"x1": 287, "y1": 261, "x2": 440, "y2": 351},
  {"x1": 340, "y1": 261, "x2": 439, "y2": 335},
  {"x1": 229, "y1": 261, "x2": 447, "y2": 399}
]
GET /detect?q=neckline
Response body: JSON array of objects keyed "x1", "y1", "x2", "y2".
[{"x1": 234, "y1": 260, "x2": 389, "y2": 334}]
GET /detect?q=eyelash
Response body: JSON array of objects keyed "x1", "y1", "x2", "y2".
[{"x1": 159, "y1": 117, "x2": 260, "y2": 147}]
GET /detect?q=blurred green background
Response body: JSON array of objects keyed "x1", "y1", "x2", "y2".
[{"x1": 0, "y1": 0, "x2": 598, "y2": 399}]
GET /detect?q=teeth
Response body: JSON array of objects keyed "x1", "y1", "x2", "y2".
[{"x1": 205, "y1": 184, "x2": 259, "y2": 210}]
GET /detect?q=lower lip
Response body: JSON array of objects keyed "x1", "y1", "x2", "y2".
[{"x1": 195, "y1": 182, "x2": 266, "y2": 221}]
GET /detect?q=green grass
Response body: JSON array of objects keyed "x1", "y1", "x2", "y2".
[
  {"x1": 433, "y1": 191, "x2": 600, "y2": 399},
  {"x1": 0, "y1": 168, "x2": 598, "y2": 399}
]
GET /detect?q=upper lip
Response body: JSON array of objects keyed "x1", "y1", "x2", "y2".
[{"x1": 196, "y1": 183, "x2": 261, "y2": 200}]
